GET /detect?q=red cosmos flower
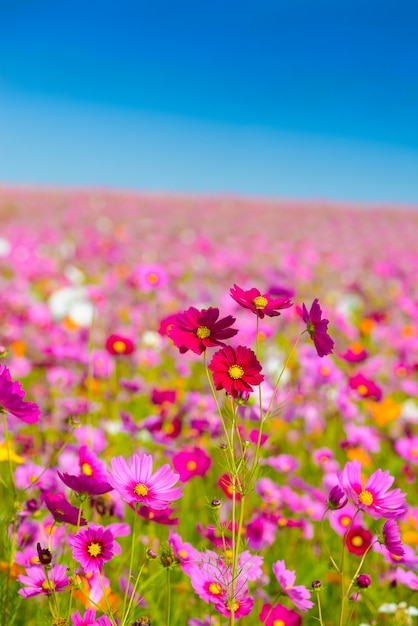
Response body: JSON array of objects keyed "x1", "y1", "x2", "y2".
[
  {"x1": 168, "y1": 307, "x2": 238, "y2": 355},
  {"x1": 230, "y1": 284, "x2": 293, "y2": 319},
  {"x1": 209, "y1": 345, "x2": 264, "y2": 398},
  {"x1": 105, "y1": 334, "x2": 135, "y2": 356},
  {"x1": 0, "y1": 364, "x2": 40, "y2": 424},
  {"x1": 346, "y1": 525, "x2": 373, "y2": 556},
  {"x1": 302, "y1": 298, "x2": 334, "y2": 357}
]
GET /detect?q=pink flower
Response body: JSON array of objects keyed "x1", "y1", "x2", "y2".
[
  {"x1": 302, "y1": 299, "x2": 334, "y2": 357},
  {"x1": 168, "y1": 307, "x2": 238, "y2": 355},
  {"x1": 0, "y1": 364, "x2": 40, "y2": 423},
  {"x1": 71, "y1": 608, "x2": 114, "y2": 626},
  {"x1": 68, "y1": 524, "x2": 114, "y2": 573},
  {"x1": 172, "y1": 446, "x2": 212, "y2": 482},
  {"x1": 208, "y1": 345, "x2": 264, "y2": 398},
  {"x1": 338, "y1": 460, "x2": 407, "y2": 520},
  {"x1": 44, "y1": 492, "x2": 87, "y2": 526},
  {"x1": 105, "y1": 334, "x2": 135, "y2": 356},
  {"x1": 272, "y1": 560, "x2": 314, "y2": 612},
  {"x1": 18, "y1": 564, "x2": 69, "y2": 598},
  {"x1": 230, "y1": 284, "x2": 293, "y2": 319},
  {"x1": 58, "y1": 472, "x2": 113, "y2": 496},
  {"x1": 108, "y1": 453, "x2": 183, "y2": 509},
  {"x1": 349, "y1": 373, "x2": 382, "y2": 401},
  {"x1": 260, "y1": 603, "x2": 302, "y2": 626},
  {"x1": 382, "y1": 519, "x2": 405, "y2": 557}
]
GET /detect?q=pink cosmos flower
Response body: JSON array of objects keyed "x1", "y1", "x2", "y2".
[
  {"x1": 208, "y1": 345, "x2": 264, "y2": 398},
  {"x1": 18, "y1": 563, "x2": 69, "y2": 598},
  {"x1": 71, "y1": 608, "x2": 114, "y2": 626},
  {"x1": 260, "y1": 603, "x2": 302, "y2": 626},
  {"x1": 108, "y1": 453, "x2": 183, "y2": 509},
  {"x1": 302, "y1": 299, "x2": 334, "y2": 357},
  {"x1": 349, "y1": 373, "x2": 382, "y2": 401},
  {"x1": 105, "y1": 334, "x2": 135, "y2": 356},
  {"x1": 272, "y1": 560, "x2": 314, "y2": 612},
  {"x1": 172, "y1": 446, "x2": 212, "y2": 482},
  {"x1": 394, "y1": 436, "x2": 418, "y2": 465},
  {"x1": 68, "y1": 524, "x2": 114, "y2": 573},
  {"x1": 168, "y1": 306, "x2": 238, "y2": 355},
  {"x1": 230, "y1": 284, "x2": 293, "y2": 319},
  {"x1": 0, "y1": 364, "x2": 40, "y2": 423},
  {"x1": 338, "y1": 460, "x2": 407, "y2": 520},
  {"x1": 382, "y1": 519, "x2": 405, "y2": 557}
]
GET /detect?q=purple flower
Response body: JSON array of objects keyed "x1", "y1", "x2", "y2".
[
  {"x1": 382, "y1": 519, "x2": 405, "y2": 557},
  {"x1": 356, "y1": 574, "x2": 371, "y2": 588},
  {"x1": 338, "y1": 460, "x2": 407, "y2": 520},
  {"x1": 58, "y1": 472, "x2": 113, "y2": 496},
  {"x1": 272, "y1": 560, "x2": 314, "y2": 612},
  {"x1": 0, "y1": 364, "x2": 40, "y2": 423},
  {"x1": 327, "y1": 485, "x2": 348, "y2": 510},
  {"x1": 44, "y1": 492, "x2": 87, "y2": 526},
  {"x1": 302, "y1": 299, "x2": 334, "y2": 357}
]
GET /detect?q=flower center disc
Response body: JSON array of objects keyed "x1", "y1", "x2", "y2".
[
  {"x1": 134, "y1": 483, "x2": 149, "y2": 497},
  {"x1": 81, "y1": 462, "x2": 93, "y2": 476},
  {"x1": 196, "y1": 326, "x2": 211, "y2": 339},
  {"x1": 273, "y1": 620, "x2": 286, "y2": 626},
  {"x1": 358, "y1": 490, "x2": 374, "y2": 506},
  {"x1": 253, "y1": 295, "x2": 268, "y2": 309},
  {"x1": 113, "y1": 340, "x2": 127, "y2": 353},
  {"x1": 87, "y1": 542, "x2": 103, "y2": 557},
  {"x1": 41, "y1": 580, "x2": 55, "y2": 592},
  {"x1": 208, "y1": 582, "x2": 223, "y2": 596},
  {"x1": 228, "y1": 365, "x2": 244, "y2": 379}
]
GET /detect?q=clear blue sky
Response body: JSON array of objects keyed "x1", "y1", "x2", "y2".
[{"x1": 1, "y1": 0, "x2": 417, "y2": 202}]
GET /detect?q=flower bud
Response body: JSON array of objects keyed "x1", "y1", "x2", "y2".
[
  {"x1": 36, "y1": 542, "x2": 52, "y2": 565},
  {"x1": 146, "y1": 549, "x2": 157, "y2": 559},
  {"x1": 356, "y1": 574, "x2": 371, "y2": 589},
  {"x1": 311, "y1": 580, "x2": 322, "y2": 590},
  {"x1": 327, "y1": 485, "x2": 348, "y2": 510},
  {"x1": 211, "y1": 498, "x2": 222, "y2": 509}
]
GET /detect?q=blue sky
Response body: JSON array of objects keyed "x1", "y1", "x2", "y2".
[{"x1": 1, "y1": 0, "x2": 417, "y2": 202}]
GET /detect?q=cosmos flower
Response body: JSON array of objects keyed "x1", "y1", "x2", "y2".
[
  {"x1": 272, "y1": 560, "x2": 314, "y2": 612},
  {"x1": 208, "y1": 345, "x2": 264, "y2": 398},
  {"x1": 338, "y1": 460, "x2": 407, "y2": 520},
  {"x1": 302, "y1": 299, "x2": 334, "y2": 357},
  {"x1": 105, "y1": 334, "x2": 135, "y2": 356},
  {"x1": 382, "y1": 519, "x2": 405, "y2": 557},
  {"x1": 58, "y1": 472, "x2": 113, "y2": 497},
  {"x1": 168, "y1": 307, "x2": 238, "y2": 355},
  {"x1": 68, "y1": 524, "x2": 114, "y2": 573},
  {"x1": 346, "y1": 525, "x2": 373, "y2": 556},
  {"x1": 172, "y1": 446, "x2": 212, "y2": 482},
  {"x1": 259, "y1": 603, "x2": 302, "y2": 626},
  {"x1": 18, "y1": 563, "x2": 69, "y2": 598},
  {"x1": 0, "y1": 364, "x2": 40, "y2": 423},
  {"x1": 230, "y1": 284, "x2": 293, "y2": 319},
  {"x1": 108, "y1": 453, "x2": 183, "y2": 509},
  {"x1": 44, "y1": 492, "x2": 87, "y2": 526},
  {"x1": 349, "y1": 373, "x2": 382, "y2": 401},
  {"x1": 71, "y1": 608, "x2": 115, "y2": 625}
]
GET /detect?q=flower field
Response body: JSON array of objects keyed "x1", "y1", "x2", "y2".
[{"x1": 1, "y1": 186, "x2": 418, "y2": 626}]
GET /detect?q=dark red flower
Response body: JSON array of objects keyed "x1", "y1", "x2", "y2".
[
  {"x1": 168, "y1": 307, "x2": 238, "y2": 355},
  {"x1": 302, "y1": 299, "x2": 334, "y2": 357},
  {"x1": 230, "y1": 284, "x2": 293, "y2": 319},
  {"x1": 208, "y1": 345, "x2": 264, "y2": 398},
  {"x1": 346, "y1": 525, "x2": 373, "y2": 556},
  {"x1": 105, "y1": 334, "x2": 135, "y2": 356}
]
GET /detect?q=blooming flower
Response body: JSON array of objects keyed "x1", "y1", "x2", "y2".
[
  {"x1": 105, "y1": 333, "x2": 135, "y2": 356},
  {"x1": 259, "y1": 603, "x2": 302, "y2": 626},
  {"x1": 338, "y1": 460, "x2": 407, "y2": 520},
  {"x1": 168, "y1": 307, "x2": 238, "y2": 355},
  {"x1": 346, "y1": 526, "x2": 373, "y2": 556},
  {"x1": 349, "y1": 373, "x2": 382, "y2": 401},
  {"x1": 208, "y1": 345, "x2": 264, "y2": 398},
  {"x1": 230, "y1": 284, "x2": 293, "y2": 319},
  {"x1": 68, "y1": 524, "x2": 114, "y2": 573},
  {"x1": 44, "y1": 492, "x2": 87, "y2": 526},
  {"x1": 0, "y1": 364, "x2": 40, "y2": 423},
  {"x1": 272, "y1": 560, "x2": 314, "y2": 612},
  {"x1": 108, "y1": 453, "x2": 183, "y2": 509},
  {"x1": 382, "y1": 519, "x2": 405, "y2": 557},
  {"x1": 302, "y1": 299, "x2": 334, "y2": 357},
  {"x1": 172, "y1": 446, "x2": 212, "y2": 482},
  {"x1": 71, "y1": 608, "x2": 114, "y2": 625},
  {"x1": 18, "y1": 563, "x2": 69, "y2": 598},
  {"x1": 58, "y1": 472, "x2": 113, "y2": 496}
]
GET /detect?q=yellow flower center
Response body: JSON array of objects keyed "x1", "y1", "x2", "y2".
[
  {"x1": 196, "y1": 326, "x2": 211, "y2": 339},
  {"x1": 351, "y1": 536, "x2": 363, "y2": 547},
  {"x1": 81, "y1": 462, "x2": 93, "y2": 477},
  {"x1": 253, "y1": 295, "x2": 268, "y2": 309},
  {"x1": 357, "y1": 384, "x2": 369, "y2": 396},
  {"x1": 41, "y1": 580, "x2": 55, "y2": 592},
  {"x1": 273, "y1": 621, "x2": 286, "y2": 626},
  {"x1": 178, "y1": 549, "x2": 188, "y2": 558},
  {"x1": 87, "y1": 542, "x2": 103, "y2": 557},
  {"x1": 186, "y1": 460, "x2": 197, "y2": 471},
  {"x1": 228, "y1": 365, "x2": 244, "y2": 380},
  {"x1": 208, "y1": 582, "x2": 223, "y2": 595},
  {"x1": 229, "y1": 601, "x2": 240, "y2": 613},
  {"x1": 112, "y1": 340, "x2": 127, "y2": 353},
  {"x1": 358, "y1": 490, "x2": 374, "y2": 506},
  {"x1": 133, "y1": 483, "x2": 149, "y2": 497},
  {"x1": 147, "y1": 273, "x2": 159, "y2": 284},
  {"x1": 340, "y1": 515, "x2": 351, "y2": 527}
]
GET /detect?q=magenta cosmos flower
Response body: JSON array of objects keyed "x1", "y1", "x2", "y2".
[
  {"x1": 0, "y1": 364, "x2": 40, "y2": 423},
  {"x1": 108, "y1": 453, "x2": 183, "y2": 509},
  {"x1": 105, "y1": 333, "x2": 135, "y2": 356},
  {"x1": 68, "y1": 524, "x2": 114, "y2": 573},
  {"x1": 18, "y1": 563, "x2": 69, "y2": 598},
  {"x1": 272, "y1": 560, "x2": 314, "y2": 612},
  {"x1": 230, "y1": 284, "x2": 293, "y2": 319},
  {"x1": 338, "y1": 460, "x2": 407, "y2": 520},
  {"x1": 302, "y1": 299, "x2": 334, "y2": 357},
  {"x1": 168, "y1": 306, "x2": 238, "y2": 355},
  {"x1": 208, "y1": 345, "x2": 264, "y2": 398},
  {"x1": 382, "y1": 519, "x2": 405, "y2": 557},
  {"x1": 260, "y1": 603, "x2": 302, "y2": 626}
]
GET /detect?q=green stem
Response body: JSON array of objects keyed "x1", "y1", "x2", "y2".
[
  {"x1": 98, "y1": 570, "x2": 118, "y2": 626},
  {"x1": 166, "y1": 568, "x2": 172, "y2": 626},
  {"x1": 122, "y1": 506, "x2": 139, "y2": 619},
  {"x1": 338, "y1": 509, "x2": 360, "y2": 626},
  {"x1": 121, "y1": 560, "x2": 147, "y2": 626},
  {"x1": 320, "y1": 509, "x2": 341, "y2": 573}
]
